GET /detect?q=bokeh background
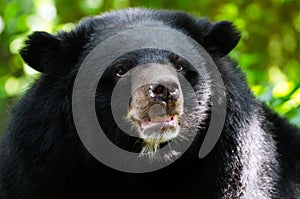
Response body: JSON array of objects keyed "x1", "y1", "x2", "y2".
[{"x1": 0, "y1": 0, "x2": 300, "y2": 136}]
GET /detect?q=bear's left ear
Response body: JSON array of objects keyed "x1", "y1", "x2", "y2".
[{"x1": 203, "y1": 21, "x2": 241, "y2": 57}]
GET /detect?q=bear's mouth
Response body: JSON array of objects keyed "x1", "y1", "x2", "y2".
[
  {"x1": 130, "y1": 115, "x2": 181, "y2": 153},
  {"x1": 140, "y1": 116, "x2": 177, "y2": 130}
]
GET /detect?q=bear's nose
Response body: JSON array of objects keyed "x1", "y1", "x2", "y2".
[{"x1": 149, "y1": 82, "x2": 179, "y2": 104}]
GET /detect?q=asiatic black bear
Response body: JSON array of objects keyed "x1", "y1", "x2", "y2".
[{"x1": 0, "y1": 8, "x2": 299, "y2": 199}]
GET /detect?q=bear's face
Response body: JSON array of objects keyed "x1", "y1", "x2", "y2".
[
  {"x1": 19, "y1": 8, "x2": 241, "y2": 157},
  {"x1": 97, "y1": 49, "x2": 193, "y2": 153}
]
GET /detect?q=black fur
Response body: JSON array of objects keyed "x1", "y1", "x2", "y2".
[{"x1": 0, "y1": 8, "x2": 299, "y2": 199}]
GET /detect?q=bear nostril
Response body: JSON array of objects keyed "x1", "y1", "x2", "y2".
[
  {"x1": 167, "y1": 83, "x2": 179, "y2": 101},
  {"x1": 149, "y1": 83, "x2": 179, "y2": 103},
  {"x1": 169, "y1": 88, "x2": 179, "y2": 101},
  {"x1": 149, "y1": 84, "x2": 168, "y2": 101},
  {"x1": 153, "y1": 84, "x2": 166, "y2": 96}
]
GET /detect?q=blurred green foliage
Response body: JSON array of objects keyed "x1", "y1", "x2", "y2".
[{"x1": 0, "y1": 0, "x2": 300, "y2": 135}]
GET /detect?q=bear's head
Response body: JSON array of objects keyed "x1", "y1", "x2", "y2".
[{"x1": 19, "y1": 8, "x2": 241, "y2": 160}]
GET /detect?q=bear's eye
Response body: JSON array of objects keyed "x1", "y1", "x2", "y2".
[
  {"x1": 115, "y1": 66, "x2": 128, "y2": 78},
  {"x1": 171, "y1": 55, "x2": 184, "y2": 72},
  {"x1": 175, "y1": 64, "x2": 183, "y2": 72}
]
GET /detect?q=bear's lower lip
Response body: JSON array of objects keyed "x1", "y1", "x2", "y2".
[{"x1": 140, "y1": 116, "x2": 177, "y2": 130}]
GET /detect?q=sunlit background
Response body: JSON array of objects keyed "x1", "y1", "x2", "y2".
[{"x1": 0, "y1": 0, "x2": 300, "y2": 136}]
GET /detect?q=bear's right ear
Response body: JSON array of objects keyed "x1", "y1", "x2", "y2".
[
  {"x1": 202, "y1": 21, "x2": 241, "y2": 57},
  {"x1": 20, "y1": 31, "x2": 62, "y2": 73}
]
